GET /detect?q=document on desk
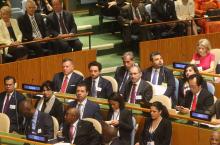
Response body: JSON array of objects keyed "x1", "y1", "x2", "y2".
[
  {"x1": 153, "y1": 85, "x2": 167, "y2": 96},
  {"x1": 200, "y1": 123, "x2": 220, "y2": 128}
]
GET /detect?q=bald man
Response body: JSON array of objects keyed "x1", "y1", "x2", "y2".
[
  {"x1": 210, "y1": 131, "x2": 220, "y2": 145},
  {"x1": 19, "y1": 99, "x2": 54, "y2": 139},
  {"x1": 123, "y1": 65, "x2": 153, "y2": 107},
  {"x1": 62, "y1": 108, "x2": 102, "y2": 145}
]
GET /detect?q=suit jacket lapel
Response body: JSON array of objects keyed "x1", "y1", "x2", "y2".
[
  {"x1": 136, "y1": 80, "x2": 143, "y2": 95},
  {"x1": 83, "y1": 101, "x2": 89, "y2": 118},
  {"x1": 53, "y1": 12, "x2": 60, "y2": 33},
  {"x1": 158, "y1": 69, "x2": 164, "y2": 85},
  {"x1": 97, "y1": 77, "x2": 103, "y2": 97}
]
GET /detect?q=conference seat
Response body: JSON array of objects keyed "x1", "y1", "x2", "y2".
[
  {"x1": 210, "y1": 49, "x2": 220, "y2": 66},
  {"x1": 146, "y1": 81, "x2": 156, "y2": 96},
  {"x1": 102, "y1": 76, "x2": 118, "y2": 92},
  {"x1": 51, "y1": 116, "x2": 59, "y2": 139},
  {"x1": 74, "y1": 70, "x2": 85, "y2": 79},
  {"x1": 83, "y1": 118, "x2": 102, "y2": 134},
  {"x1": 0, "y1": 113, "x2": 10, "y2": 133},
  {"x1": 207, "y1": 82, "x2": 215, "y2": 96},
  {"x1": 149, "y1": 95, "x2": 172, "y2": 109}
]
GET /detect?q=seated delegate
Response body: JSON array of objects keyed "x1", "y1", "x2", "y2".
[{"x1": 191, "y1": 38, "x2": 215, "y2": 73}]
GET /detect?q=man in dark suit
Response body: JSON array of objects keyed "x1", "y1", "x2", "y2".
[
  {"x1": 142, "y1": 51, "x2": 176, "y2": 105},
  {"x1": 118, "y1": 0, "x2": 151, "y2": 49},
  {"x1": 177, "y1": 74, "x2": 214, "y2": 114},
  {"x1": 0, "y1": 76, "x2": 25, "y2": 133},
  {"x1": 63, "y1": 108, "x2": 102, "y2": 145},
  {"x1": 69, "y1": 83, "x2": 102, "y2": 120},
  {"x1": 18, "y1": 0, "x2": 51, "y2": 57},
  {"x1": 115, "y1": 51, "x2": 135, "y2": 94},
  {"x1": 123, "y1": 65, "x2": 153, "y2": 107},
  {"x1": 151, "y1": 0, "x2": 185, "y2": 38},
  {"x1": 98, "y1": 0, "x2": 125, "y2": 18},
  {"x1": 19, "y1": 99, "x2": 54, "y2": 139},
  {"x1": 84, "y1": 61, "x2": 113, "y2": 99},
  {"x1": 52, "y1": 58, "x2": 83, "y2": 94},
  {"x1": 47, "y1": 0, "x2": 82, "y2": 52}
]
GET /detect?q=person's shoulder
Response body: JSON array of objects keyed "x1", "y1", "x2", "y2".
[
  {"x1": 72, "y1": 72, "x2": 83, "y2": 79},
  {"x1": 87, "y1": 99, "x2": 99, "y2": 107}
]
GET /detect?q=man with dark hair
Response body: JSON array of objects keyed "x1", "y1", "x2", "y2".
[
  {"x1": 19, "y1": 99, "x2": 54, "y2": 139},
  {"x1": 177, "y1": 74, "x2": 214, "y2": 114},
  {"x1": 0, "y1": 76, "x2": 25, "y2": 133},
  {"x1": 83, "y1": 61, "x2": 113, "y2": 99},
  {"x1": 62, "y1": 108, "x2": 102, "y2": 144},
  {"x1": 123, "y1": 65, "x2": 153, "y2": 107},
  {"x1": 142, "y1": 51, "x2": 176, "y2": 106},
  {"x1": 69, "y1": 83, "x2": 102, "y2": 120},
  {"x1": 115, "y1": 51, "x2": 135, "y2": 94},
  {"x1": 52, "y1": 58, "x2": 83, "y2": 94},
  {"x1": 46, "y1": 0, "x2": 82, "y2": 52}
]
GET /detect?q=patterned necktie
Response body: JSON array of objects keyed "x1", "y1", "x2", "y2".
[
  {"x1": 30, "y1": 16, "x2": 42, "y2": 38},
  {"x1": 130, "y1": 84, "x2": 137, "y2": 103},
  {"x1": 3, "y1": 93, "x2": 10, "y2": 113},
  {"x1": 60, "y1": 76, "x2": 68, "y2": 93},
  {"x1": 78, "y1": 103, "x2": 83, "y2": 119},
  {"x1": 59, "y1": 13, "x2": 68, "y2": 34},
  {"x1": 152, "y1": 69, "x2": 158, "y2": 85},
  {"x1": 191, "y1": 95, "x2": 197, "y2": 111},
  {"x1": 91, "y1": 80, "x2": 97, "y2": 97}
]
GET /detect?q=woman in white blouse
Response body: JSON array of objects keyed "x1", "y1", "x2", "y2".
[{"x1": 175, "y1": 0, "x2": 198, "y2": 35}]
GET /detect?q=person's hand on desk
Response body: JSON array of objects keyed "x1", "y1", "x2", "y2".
[
  {"x1": 110, "y1": 120, "x2": 119, "y2": 126},
  {"x1": 108, "y1": 1, "x2": 116, "y2": 8},
  {"x1": 132, "y1": 18, "x2": 142, "y2": 24},
  {"x1": 33, "y1": 38, "x2": 43, "y2": 41},
  {"x1": 176, "y1": 106, "x2": 190, "y2": 114},
  {"x1": 211, "y1": 118, "x2": 220, "y2": 124}
]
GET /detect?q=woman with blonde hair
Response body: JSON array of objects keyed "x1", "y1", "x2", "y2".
[
  {"x1": 191, "y1": 39, "x2": 215, "y2": 73},
  {"x1": 0, "y1": 6, "x2": 28, "y2": 62}
]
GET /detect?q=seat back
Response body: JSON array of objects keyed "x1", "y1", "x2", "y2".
[
  {"x1": 149, "y1": 95, "x2": 172, "y2": 109},
  {"x1": 145, "y1": 4, "x2": 152, "y2": 18},
  {"x1": 102, "y1": 76, "x2": 118, "y2": 92},
  {"x1": 174, "y1": 78, "x2": 179, "y2": 102},
  {"x1": 210, "y1": 49, "x2": 220, "y2": 66},
  {"x1": 146, "y1": 81, "x2": 156, "y2": 96},
  {"x1": 207, "y1": 82, "x2": 215, "y2": 95},
  {"x1": 51, "y1": 116, "x2": 59, "y2": 139},
  {"x1": 74, "y1": 70, "x2": 84, "y2": 79},
  {"x1": 0, "y1": 113, "x2": 10, "y2": 133},
  {"x1": 83, "y1": 118, "x2": 102, "y2": 134}
]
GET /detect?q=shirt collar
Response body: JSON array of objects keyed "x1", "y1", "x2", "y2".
[
  {"x1": 78, "y1": 98, "x2": 87, "y2": 106},
  {"x1": 33, "y1": 110, "x2": 39, "y2": 120},
  {"x1": 71, "y1": 119, "x2": 79, "y2": 127},
  {"x1": 65, "y1": 72, "x2": 73, "y2": 80},
  {"x1": 93, "y1": 76, "x2": 100, "y2": 82}
]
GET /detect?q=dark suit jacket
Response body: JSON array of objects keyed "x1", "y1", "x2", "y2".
[
  {"x1": 83, "y1": 76, "x2": 113, "y2": 99},
  {"x1": 142, "y1": 66, "x2": 175, "y2": 98},
  {"x1": 151, "y1": 0, "x2": 177, "y2": 23},
  {"x1": 23, "y1": 111, "x2": 54, "y2": 139},
  {"x1": 52, "y1": 72, "x2": 83, "y2": 94},
  {"x1": 140, "y1": 118, "x2": 172, "y2": 145},
  {"x1": 69, "y1": 99, "x2": 102, "y2": 120},
  {"x1": 123, "y1": 79, "x2": 153, "y2": 107},
  {"x1": 178, "y1": 78, "x2": 208, "y2": 106},
  {"x1": 98, "y1": 0, "x2": 125, "y2": 7},
  {"x1": 47, "y1": 10, "x2": 77, "y2": 36},
  {"x1": 0, "y1": 91, "x2": 25, "y2": 133},
  {"x1": 184, "y1": 88, "x2": 214, "y2": 113},
  {"x1": 114, "y1": 66, "x2": 128, "y2": 89},
  {"x1": 63, "y1": 120, "x2": 102, "y2": 145},
  {"x1": 36, "y1": 98, "x2": 64, "y2": 125},
  {"x1": 107, "y1": 109, "x2": 133, "y2": 145},
  {"x1": 118, "y1": 3, "x2": 150, "y2": 25},
  {"x1": 18, "y1": 12, "x2": 49, "y2": 41}
]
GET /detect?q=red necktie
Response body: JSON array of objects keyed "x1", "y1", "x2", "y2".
[
  {"x1": 191, "y1": 95, "x2": 197, "y2": 111},
  {"x1": 69, "y1": 125, "x2": 75, "y2": 143},
  {"x1": 3, "y1": 94, "x2": 10, "y2": 113},
  {"x1": 130, "y1": 84, "x2": 137, "y2": 103},
  {"x1": 60, "y1": 76, "x2": 68, "y2": 93}
]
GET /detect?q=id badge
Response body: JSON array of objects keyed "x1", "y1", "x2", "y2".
[{"x1": 147, "y1": 141, "x2": 155, "y2": 145}]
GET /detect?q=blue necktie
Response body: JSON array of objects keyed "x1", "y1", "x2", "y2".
[{"x1": 152, "y1": 69, "x2": 158, "y2": 85}]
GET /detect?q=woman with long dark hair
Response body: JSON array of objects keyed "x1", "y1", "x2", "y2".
[
  {"x1": 105, "y1": 93, "x2": 133, "y2": 145},
  {"x1": 136, "y1": 101, "x2": 172, "y2": 145}
]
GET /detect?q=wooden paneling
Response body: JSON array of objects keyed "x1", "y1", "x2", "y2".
[
  {"x1": 172, "y1": 122, "x2": 199, "y2": 145},
  {"x1": 198, "y1": 128, "x2": 213, "y2": 145},
  {"x1": 40, "y1": 54, "x2": 63, "y2": 83},
  {"x1": 0, "y1": 62, "x2": 18, "y2": 90},
  {"x1": 0, "y1": 50, "x2": 96, "y2": 92},
  {"x1": 17, "y1": 58, "x2": 41, "y2": 86}
]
